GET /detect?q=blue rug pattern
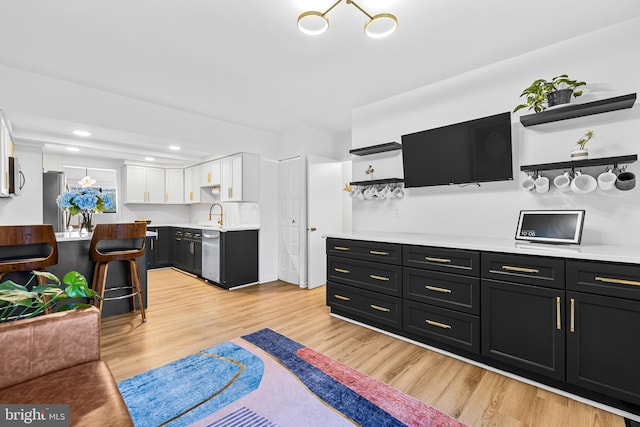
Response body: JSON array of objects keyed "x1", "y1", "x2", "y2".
[{"x1": 118, "y1": 342, "x2": 264, "y2": 427}]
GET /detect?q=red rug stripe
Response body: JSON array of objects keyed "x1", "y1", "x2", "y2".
[{"x1": 297, "y1": 347, "x2": 466, "y2": 427}]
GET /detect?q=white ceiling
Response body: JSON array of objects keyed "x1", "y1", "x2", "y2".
[{"x1": 2, "y1": 0, "x2": 640, "y2": 163}]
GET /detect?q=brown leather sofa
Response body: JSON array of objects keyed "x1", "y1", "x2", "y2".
[{"x1": 0, "y1": 307, "x2": 133, "y2": 426}]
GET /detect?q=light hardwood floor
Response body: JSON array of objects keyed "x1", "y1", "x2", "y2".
[{"x1": 101, "y1": 268, "x2": 626, "y2": 427}]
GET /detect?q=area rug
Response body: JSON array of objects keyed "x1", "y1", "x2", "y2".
[{"x1": 118, "y1": 328, "x2": 466, "y2": 427}]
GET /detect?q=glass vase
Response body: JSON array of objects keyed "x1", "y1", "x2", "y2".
[{"x1": 80, "y1": 211, "x2": 94, "y2": 234}]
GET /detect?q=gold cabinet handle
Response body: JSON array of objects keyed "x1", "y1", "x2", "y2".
[
  {"x1": 370, "y1": 305, "x2": 390, "y2": 312},
  {"x1": 595, "y1": 276, "x2": 640, "y2": 287},
  {"x1": 207, "y1": 172, "x2": 211, "y2": 183},
  {"x1": 334, "y1": 294, "x2": 350, "y2": 301},
  {"x1": 502, "y1": 265, "x2": 539, "y2": 274},
  {"x1": 333, "y1": 246, "x2": 350, "y2": 251},
  {"x1": 556, "y1": 297, "x2": 561, "y2": 330},
  {"x1": 334, "y1": 268, "x2": 350, "y2": 274},
  {"x1": 570, "y1": 298, "x2": 575, "y2": 333},
  {"x1": 370, "y1": 275, "x2": 390, "y2": 281},
  {"x1": 165, "y1": 192, "x2": 168, "y2": 202},
  {"x1": 425, "y1": 285, "x2": 452, "y2": 294},
  {"x1": 426, "y1": 319, "x2": 451, "y2": 329},
  {"x1": 370, "y1": 250, "x2": 389, "y2": 256},
  {"x1": 425, "y1": 257, "x2": 451, "y2": 263},
  {"x1": 189, "y1": 191, "x2": 193, "y2": 201}
]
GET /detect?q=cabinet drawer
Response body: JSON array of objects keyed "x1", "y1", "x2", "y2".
[
  {"x1": 403, "y1": 300, "x2": 480, "y2": 354},
  {"x1": 327, "y1": 256, "x2": 402, "y2": 297},
  {"x1": 567, "y1": 260, "x2": 640, "y2": 300},
  {"x1": 404, "y1": 267, "x2": 479, "y2": 315},
  {"x1": 482, "y1": 252, "x2": 564, "y2": 289},
  {"x1": 403, "y1": 245, "x2": 480, "y2": 276},
  {"x1": 326, "y1": 238, "x2": 401, "y2": 265},
  {"x1": 327, "y1": 282, "x2": 402, "y2": 329}
]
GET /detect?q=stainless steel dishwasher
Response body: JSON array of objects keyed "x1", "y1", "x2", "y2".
[{"x1": 201, "y1": 230, "x2": 220, "y2": 283}]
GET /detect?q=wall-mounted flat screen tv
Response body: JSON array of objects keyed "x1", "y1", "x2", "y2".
[{"x1": 401, "y1": 112, "x2": 513, "y2": 188}]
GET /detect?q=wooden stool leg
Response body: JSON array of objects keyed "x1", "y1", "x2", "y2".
[
  {"x1": 129, "y1": 260, "x2": 146, "y2": 323},
  {"x1": 92, "y1": 262, "x2": 108, "y2": 312},
  {"x1": 126, "y1": 261, "x2": 136, "y2": 312}
]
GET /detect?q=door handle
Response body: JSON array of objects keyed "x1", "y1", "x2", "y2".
[{"x1": 309, "y1": 227, "x2": 317, "y2": 232}]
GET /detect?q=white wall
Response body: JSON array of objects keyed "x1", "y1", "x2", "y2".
[
  {"x1": 351, "y1": 18, "x2": 640, "y2": 246},
  {"x1": 0, "y1": 143, "x2": 43, "y2": 224},
  {"x1": 277, "y1": 125, "x2": 347, "y2": 161}
]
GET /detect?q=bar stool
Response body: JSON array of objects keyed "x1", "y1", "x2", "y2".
[
  {"x1": 0, "y1": 224, "x2": 58, "y2": 283},
  {"x1": 0, "y1": 225, "x2": 58, "y2": 315},
  {"x1": 89, "y1": 223, "x2": 147, "y2": 322}
]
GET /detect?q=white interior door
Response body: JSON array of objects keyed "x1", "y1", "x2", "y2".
[
  {"x1": 307, "y1": 156, "x2": 343, "y2": 289},
  {"x1": 278, "y1": 158, "x2": 301, "y2": 285}
]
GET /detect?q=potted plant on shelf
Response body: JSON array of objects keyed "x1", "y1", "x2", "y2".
[
  {"x1": 0, "y1": 271, "x2": 98, "y2": 323},
  {"x1": 514, "y1": 74, "x2": 587, "y2": 113},
  {"x1": 571, "y1": 130, "x2": 595, "y2": 160}
]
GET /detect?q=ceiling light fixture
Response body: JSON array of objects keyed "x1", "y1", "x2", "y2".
[
  {"x1": 145, "y1": 157, "x2": 155, "y2": 161},
  {"x1": 66, "y1": 147, "x2": 80, "y2": 152},
  {"x1": 72, "y1": 130, "x2": 91, "y2": 137},
  {"x1": 169, "y1": 145, "x2": 181, "y2": 151},
  {"x1": 297, "y1": 0, "x2": 398, "y2": 39}
]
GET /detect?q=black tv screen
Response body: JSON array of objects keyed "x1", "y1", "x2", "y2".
[{"x1": 401, "y1": 112, "x2": 513, "y2": 188}]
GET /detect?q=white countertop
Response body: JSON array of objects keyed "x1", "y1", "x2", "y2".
[
  {"x1": 324, "y1": 231, "x2": 640, "y2": 264},
  {"x1": 56, "y1": 230, "x2": 157, "y2": 242},
  {"x1": 149, "y1": 223, "x2": 260, "y2": 232}
]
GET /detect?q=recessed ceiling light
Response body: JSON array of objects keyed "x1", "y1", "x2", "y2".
[
  {"x1": 66, "y1": 147, "x2": 80, "y2": 152},
  {"x1": 169, "y1": 145, "x2": 181, "y2": 151},
  {"x1": 145, "y1": 157, "x2": 155, "y2": 161},
  {"x1": 72, "y1": 130, "x2": 91, "y2": 137}
]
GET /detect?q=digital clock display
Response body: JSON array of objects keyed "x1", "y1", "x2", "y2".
[{"x1": 515, "y1": 210, "x2": 585, "y2": 244}]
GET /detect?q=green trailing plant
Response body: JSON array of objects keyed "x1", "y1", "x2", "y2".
[
  {"x1": 0, "y1": 271, "x2": 99, "y2": 323},
  {"x1": 576, "y1": 130, "x2": 595, "y2": 150},
  {"x1": 514, "y1": 74, "x2": 587, "y2": 113}
]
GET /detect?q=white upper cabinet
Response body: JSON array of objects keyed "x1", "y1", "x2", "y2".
[
  {"x1": 220, "y1": 153, "x2": 260, "y2": 202},
  {"x1": 184, "y1": 165, "x2": 201, "y2": 204},
  {"x1": 122, "y1": 165, "x2": 165, "y2": 204},
  {"x1": 199, "y1": 160, "x2": 221, "y2": 187},
  {"x1": 165, "y1": 168, "x2": 184, "y2": 204},
  {"x1": 0, "y1": 111, "x2": 14, "y2": 198}
]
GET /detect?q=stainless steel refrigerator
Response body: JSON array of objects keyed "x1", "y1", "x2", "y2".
[{"x1": 42, "y1": 171, "x2": 66, "y2": 232}]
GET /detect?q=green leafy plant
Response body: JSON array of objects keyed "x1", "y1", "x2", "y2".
[
  {"x1": 514, "y1": 74, "x2": 587, "y2": 113},
  {"x1": 576, "y1": 130, "x2": 595, "y2": 150},
  {"x1": 0, "y1": 271, "x2": 99, "y2": 323}
]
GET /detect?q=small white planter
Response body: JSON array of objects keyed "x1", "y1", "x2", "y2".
[{"x1": 570, "y1": 148, "x2": 588, "y2": 161}]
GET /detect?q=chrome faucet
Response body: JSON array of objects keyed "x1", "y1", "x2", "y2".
[{"x1": 208, "y1": 203, "x2": 224, "y2": 226}]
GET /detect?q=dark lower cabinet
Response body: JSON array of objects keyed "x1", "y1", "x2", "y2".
[
  {"x1": 325, "y1": 238, "x2": 640, "y2": 415},
  {"x1": 172, "y1": 228, "x2": 202, "y2": 276},
  {"x1": 481, "y1": 279, "x2": 565, "y2": 381},
  {"x1": 566, "y1": 291, "x2": 640, "y2": 406},
  {"x1": 147, "y1": 227, "x2": 172, "y2": 269},
  {"x1": 219, "y1": 230, "x2": 258, "y2": 288}
]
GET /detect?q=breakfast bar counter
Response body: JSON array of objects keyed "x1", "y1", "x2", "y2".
[{"x1": 50, "y1": 231, "x2": 156, "y2": 317}]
